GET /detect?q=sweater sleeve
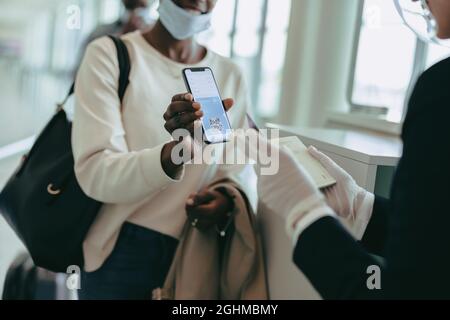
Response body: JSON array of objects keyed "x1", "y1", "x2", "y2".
[{"x1": 72, "y1": 37, "x2": 183, "y2": 204}]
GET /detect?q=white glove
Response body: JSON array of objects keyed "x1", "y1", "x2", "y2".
[
  {"x1": 308, "y1": 146, "x2": 375, "y2": 239},
  {"x1": 251, "y1": 134, "x2": 335, "y2": 242}
]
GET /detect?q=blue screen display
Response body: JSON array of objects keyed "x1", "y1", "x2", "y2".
[{"x1": 185, "y1": 69, "x2": 231, "y2": 142}]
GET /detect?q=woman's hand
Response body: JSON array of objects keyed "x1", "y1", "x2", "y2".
[
  {"x1": 163, "y1": 93, "x2": 203, "y2": 136},
  {"x1": 161, "y1": 93, "x2": 234, "y2": 179},
  {"x1": 185, "y1": 188, "x2": 234, "y2": 232},
  {"x1": 163, "y1": 93, "x2": 234, "y2": 137}
]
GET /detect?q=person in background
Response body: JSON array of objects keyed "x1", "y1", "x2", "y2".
[
  {"x1": 74, "y1": 0, "x2": 153, "y2": 74},
  {"x1": 73, "y1": 0, "x2": 253, "y2": 300},
  {"x1": 256, "y1": 0, "x2": 450, "y2": 299},
  {"x1": 85, "y1": 0, "x2": 153, "y2": 42}
]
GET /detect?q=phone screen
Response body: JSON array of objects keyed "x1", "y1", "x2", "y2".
[{"x1": 183, "y1": 68, "x2": 232, "y2": 143}]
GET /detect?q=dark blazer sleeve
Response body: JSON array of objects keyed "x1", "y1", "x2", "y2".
[
  {"x1": 293, "y1": 58, "x2": 450, "y2": 299},
  {"x1": 294, "y1": 217, "x2": 382, "y2": 299},
  {"x1": 360, "y1": 196, "x2": 390, "y2": 256}
]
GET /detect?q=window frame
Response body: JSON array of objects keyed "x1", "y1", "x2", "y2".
[
  {"x1": 230, "y1": 0, "x2": 271, "y2": 109},
  {"x1": 234, "y1": 0, "x2": 283, "y2": 121},
  {"x1": 346, "y1": 0, "x2": 430, "y2": 125}
]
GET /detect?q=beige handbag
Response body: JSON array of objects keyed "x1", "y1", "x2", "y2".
[
  {"x1": 151, "y1": 223, "x2": 190, "y2": 300},
  {"x1": 152, "y1": 183, "x2": 268, "y2": 300}
]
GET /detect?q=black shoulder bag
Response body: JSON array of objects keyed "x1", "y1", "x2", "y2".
[{"x1": 0, "y1": 36, "x2": 131, "y2": 273}]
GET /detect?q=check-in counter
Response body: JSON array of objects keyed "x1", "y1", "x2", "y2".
[
  {"x1": 0, "y1": 127, "x2": 402, "y2": 299},
  {"x1": 259, "y1": 124, "x2": 402, "y2": 299}
]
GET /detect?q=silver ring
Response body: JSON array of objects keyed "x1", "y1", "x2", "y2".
[{"x1": 191, "y1": 218, "x2": 199, "y2": 228}]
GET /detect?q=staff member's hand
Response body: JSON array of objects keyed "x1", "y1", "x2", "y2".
[
  {"x1": 234, "y1": 130, "x2": 334, "y2": 241},
  {"x1": 308, "y1": 147, "x2": 375, "y2": 239},
  {"x1": 255, "y1": 140, "x2": 335, "y2": 241},
  {"x1": 185, "y1": 188, "x2": 234, "y2": 232}
]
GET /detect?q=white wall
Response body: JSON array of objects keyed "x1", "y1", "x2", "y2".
[{"x1": 277, "y1": 0, "x2": 362, "y2": 127}]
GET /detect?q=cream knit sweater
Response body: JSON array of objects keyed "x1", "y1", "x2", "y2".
[{"x1": 73, "y1": 31, "x2": 253, "y2": 272}]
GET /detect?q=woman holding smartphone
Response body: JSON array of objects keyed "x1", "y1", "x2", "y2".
[{"x1": 73, "y1": 0, "x2": 252, "y2": 299}]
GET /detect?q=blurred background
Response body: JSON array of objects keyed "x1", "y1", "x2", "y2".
[{"x1": 1, "y1": 0, "x2": 450, "y2": 297}]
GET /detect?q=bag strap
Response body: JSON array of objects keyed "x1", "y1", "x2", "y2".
[
  {"x1": 59, "y1": 35, "x2": 131, "y2": 109},
  {"x1": 108, "y1": 35, "x2": 131, "y2": 105}
]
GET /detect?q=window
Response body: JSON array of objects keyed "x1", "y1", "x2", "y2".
[
  {"x1": 350, "y1": 0, "x2": 450, "y2": 123},
  {"x1": 125, "y1": 0, "x2": 292, "y2": 119},
  {"x1": 0, "y1": 0, "x2": 115, "y2": 148},
  {"x1": 197, "y1": 0, "x2": 292, "y2": 119}
]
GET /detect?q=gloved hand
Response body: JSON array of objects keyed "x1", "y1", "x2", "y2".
[
  {"x1": 239, "y1": 132, "x2": 335, "y2": 242},
  {"x1": 308, "y1": 146, "x2": 375, "y2": 239}
]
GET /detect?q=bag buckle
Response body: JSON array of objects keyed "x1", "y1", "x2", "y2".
[{"x1": 47, "y1": 184, "x2": 61, "y2": 196}]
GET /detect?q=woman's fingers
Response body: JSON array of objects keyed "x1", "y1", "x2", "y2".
[
  {"x1": 186, "y1": 205, "x2": 218, "y2": 231},
  {"x1": 164, "y1": 110, "x2": 204, "y2": 133},
  {"x1": 165, "y1": 94, "x2": 235, "y2": 139},
  {"x1": 163, "y1": 101, "x2": 201, "y2": 120},
  {"x1": 188, "y1": 214, "x2": 215, "y2": 230},
  {"x1": 172, "y1": 93, "x2": 232, "y2": 111},
  {"x1": 186, "y1": 189, "x2": 215, "y2": 207},
  {"x1": 172, "y1": 93, "x2": 193, "y2": 102},
  {"x1": 222, "y1": 98, "x2": 234, "y2": 112},
  {"x1": 164, "y1": 93, "x2": 204, "y2": 135}
]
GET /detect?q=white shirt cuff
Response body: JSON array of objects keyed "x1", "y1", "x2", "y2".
[{"x1": 352, "y1": 192, "x2": 375, "y2": 240}]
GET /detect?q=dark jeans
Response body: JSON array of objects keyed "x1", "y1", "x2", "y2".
[{"x1": 78, "y1": 222, "x2": 178, "y2": 300}]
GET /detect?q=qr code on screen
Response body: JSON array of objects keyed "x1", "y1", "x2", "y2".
[{"x1": 209, "y1": 117, "x2": 223, "y2": 132}]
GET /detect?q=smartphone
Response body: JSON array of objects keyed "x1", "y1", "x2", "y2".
[{"x1": 182, "y1": 67, "x2": 233, "y2": 144}]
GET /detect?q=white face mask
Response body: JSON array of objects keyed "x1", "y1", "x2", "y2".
[
  {"x1": 158, "y1": 0, "x2": 212, "y2": 40},
  {"x1": 395, "y1": 0, "x2": 450, "y2": 47}
]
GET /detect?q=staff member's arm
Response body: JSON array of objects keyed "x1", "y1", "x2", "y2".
[
  {"x1": 361, "y1": 196, "x2": 390, "y2": 256},
  {"x1": 308, "y1": 148, "x2": 389, "y2": 256},
  {"x1": 293, "y1": 103, "x2": 450, "y2": 299},
  {"x1": 263, "y1": 64, "x2": 450, "y2": 299},
  {"x1": 256, "y1": 142, "x2": 382, "y2": 300}
]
